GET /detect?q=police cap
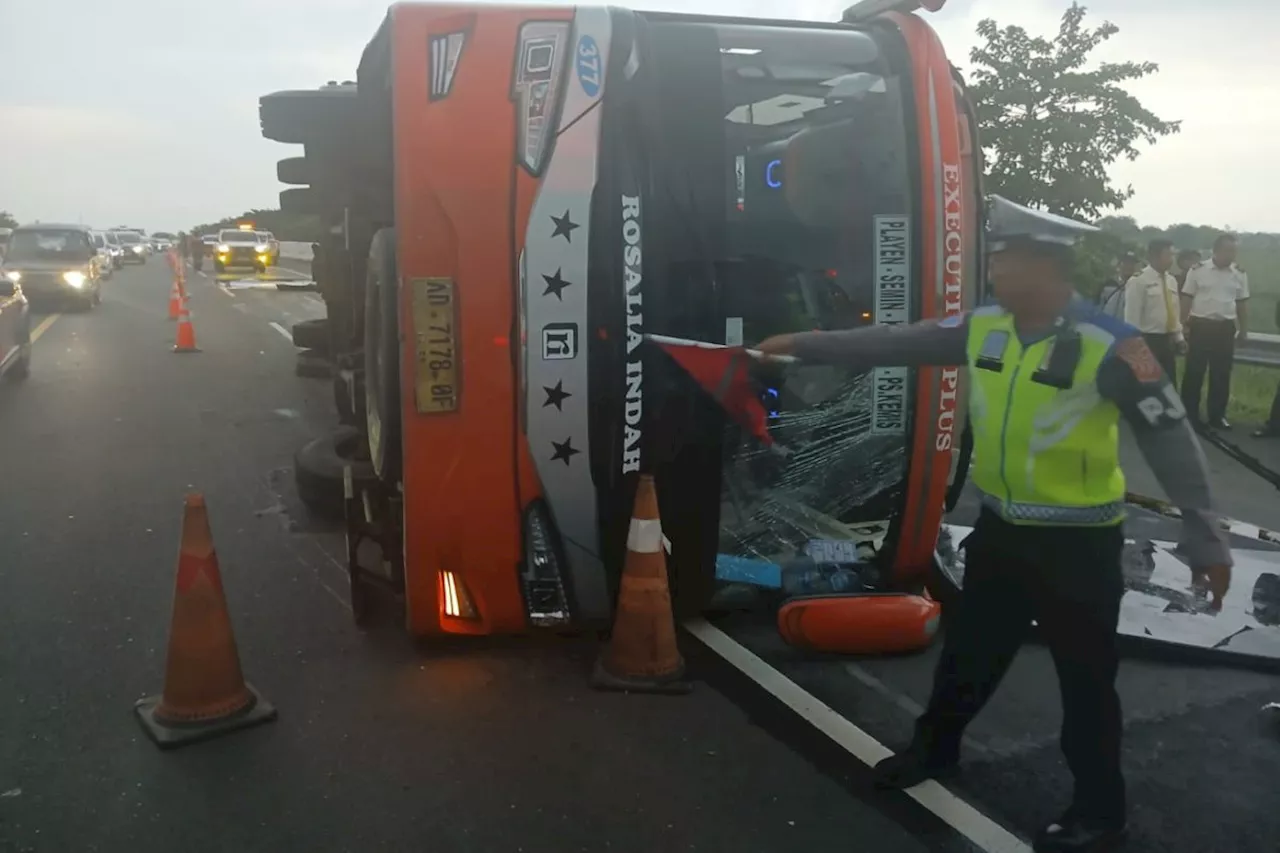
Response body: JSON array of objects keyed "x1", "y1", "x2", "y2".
[{"x1": 986, "y1": 195, "x2": 1099, "y2": 254}]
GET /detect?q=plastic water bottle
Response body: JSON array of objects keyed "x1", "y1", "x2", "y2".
[{"x1": 780, "y1": 556, "x2": 864, "y2": 597}]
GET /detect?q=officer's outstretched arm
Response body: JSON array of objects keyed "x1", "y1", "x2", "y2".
[
  {"x1": 788, "y1": 317, "x2": 969, "y2": 371},
  {"x1": 1096, "y1": 336, "x2": 1232, "y2": 570}
]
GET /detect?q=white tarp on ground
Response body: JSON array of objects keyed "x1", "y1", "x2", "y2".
[{"x1": 939, "y1": 523, "x2": 1280, "y2": 661}]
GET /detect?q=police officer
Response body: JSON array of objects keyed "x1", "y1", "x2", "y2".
[{"x1": 756, "y1": 196, "x2": 1233, "y2": 853}]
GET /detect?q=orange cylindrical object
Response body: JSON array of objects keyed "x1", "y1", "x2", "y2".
[{"x1": 777, "y1": 593, "x2": 942, "y2": 655}]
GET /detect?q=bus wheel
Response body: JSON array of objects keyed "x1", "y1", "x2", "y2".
[{"x1": 363, "y1": 228, "x2": 401, "y2": 482}]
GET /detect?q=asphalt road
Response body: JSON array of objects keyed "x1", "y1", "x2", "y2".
[{"x1": 0, "y1": 259, "x2": 984, "y2": 853}]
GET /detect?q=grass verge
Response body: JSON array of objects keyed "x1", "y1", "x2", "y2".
[{"x1": 1174, "y1": 358, "x2": 1278, "y2": 424}]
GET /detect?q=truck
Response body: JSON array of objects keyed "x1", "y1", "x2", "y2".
[{"x1": 260, "y1": 0, "x2": 983, "y2": 638}]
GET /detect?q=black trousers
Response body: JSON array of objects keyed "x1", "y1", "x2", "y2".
[
  {"x1": 1181, "y1": 317, "x2": 1237, "y2": 423},
  {"x1": 1266, "y1": 382, "x2": 1280, "y2": 429},
  {"x1": 915, "y1": 510, "x2": 1126, "y2": 822},
  {"x1": 1141, "y1": 332, "x2": 1178, "y2": 387}
]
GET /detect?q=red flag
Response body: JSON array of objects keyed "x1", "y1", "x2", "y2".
[{"x1": 654, "y1": 341, "x2": 774, "y2": 446}]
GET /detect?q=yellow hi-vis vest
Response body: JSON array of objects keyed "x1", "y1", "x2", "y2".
[{"x1": 965, "y1": 306, "x2": 1126, "y2": 526}]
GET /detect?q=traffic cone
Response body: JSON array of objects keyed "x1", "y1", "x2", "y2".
[
  {"x1": 590, "y1": 474, "x2": 691, "y2": 694},
  {"x1": 167, "y1": 279, "x2": 183, "y2": 320},
  {"x1": 134, "y1": 494, "x2": 277, "y2": 749},
  {"x1": 173, "y1": 303, "x2": 199, "y2": 352}
]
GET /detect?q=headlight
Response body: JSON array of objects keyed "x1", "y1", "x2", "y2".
[
  {"x1": 254, "y1": 244, "x2": 268, "y2": 252},
  {"x1": 132, "y1": 245, "x2": 144, "y2": 253},
  {"x1": 217, "y1": 244, "x2": 230, "y2": 253},
  {"x1": 3, "y1": 270, "x2": 20, "y2": 282},
  {"x1": 63, "y1": 270, "x2": 87, "y2": 288}
]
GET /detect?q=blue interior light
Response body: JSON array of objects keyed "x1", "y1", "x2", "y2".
[{"x1": 765, "y1": 159, "x2": 782, "y2": 188}]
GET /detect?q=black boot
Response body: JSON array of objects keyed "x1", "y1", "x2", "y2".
[
  {"x1": 871, "y1": 741, "x2": 959, "y2": 790},
  {"x1": 1033, "y1": 811, "x2": 1128, "y2": 853}
]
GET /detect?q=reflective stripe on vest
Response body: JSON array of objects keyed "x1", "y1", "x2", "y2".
[{"x1": 966, "y1": 306, "x2": 1126, "y2": 527}]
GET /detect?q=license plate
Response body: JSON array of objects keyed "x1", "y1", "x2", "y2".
[{"x1": 411, "y1": 277, "x2": 459, "y2": 413}]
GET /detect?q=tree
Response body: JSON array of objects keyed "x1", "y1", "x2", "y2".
[
  {"x1": 967, "y1": 3, "x2": 1180, "y2": 221},
  {"x1": 0, "y1": 211, "x2": 17, "y2": 229},
  {"x1": 189, "y1": 208, "x2": 321, "y2": 242}
]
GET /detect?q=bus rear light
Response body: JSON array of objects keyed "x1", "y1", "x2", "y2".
[
  {"x1": 441, "y1": 571, "x2": 479, "y2": 620},
  {"x1": 522, "y1": 501, "x2": 571, "y2": 627},
  {"x1": 512, "y1": 21, "x2": 571, "y2": 175}
]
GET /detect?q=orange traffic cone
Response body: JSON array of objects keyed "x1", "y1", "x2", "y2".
[
  {"x1": 134, "y1": 495, "x2": 276, "y2": 748},
  {"x1": 590, "y1": 474, "x2": 690, "y2": 694},
  {"x1": 167, "y1": 279, "x2": 183, "y2": 320},
  {"x1": 173, "y1": 303, "x2": 199, "y2": 352}
]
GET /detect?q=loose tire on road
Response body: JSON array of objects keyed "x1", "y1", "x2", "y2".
[
  {"x1": 291, "y1": 318, "x2": 330, "y2": 352},
  {"x1": 294, "y1": 426, "x2": 377, "y2": 521},
  {"x1": 364, "y1": 228, "x2": 401, "y2": 482},
  {"x1": 296, "y1": 348, "x2": 332, "y2": 379}
]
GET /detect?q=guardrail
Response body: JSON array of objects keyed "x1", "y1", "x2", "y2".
[{"x1": 275, "y1": 237, "x2": 1280, "y2": 369}]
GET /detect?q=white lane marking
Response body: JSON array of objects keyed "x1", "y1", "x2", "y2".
[
  {"x1": 684, "y1": 618, "x2": 1032, "y2": 853},
  {"x1": 217, "y1": 282, "x2": 234, "y2": 297},
  {"x1": 269, "y1": 321, "x2": 295, "y2": 344},
  {"x1": 841, "y1": 663, "x2": 992, "y2": 756}
]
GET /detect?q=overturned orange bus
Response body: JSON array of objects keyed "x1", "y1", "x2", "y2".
[{"x1": 260, "y1": 0, "x2": 983, "y2": 637}]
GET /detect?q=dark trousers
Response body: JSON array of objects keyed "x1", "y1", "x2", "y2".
[
  {"x1": 915, "y1": 510, "x2": 1126, "y2": 822},
  {"x1": 1268, "y1": 383, "x2": 1280, "y2": 429},
  {"x1": 1181, "y1": 317, "x2": 1236, "y2": 423},
  {"x1": 1141, "y1": 332, "x2": 1179, "y2": 387}
]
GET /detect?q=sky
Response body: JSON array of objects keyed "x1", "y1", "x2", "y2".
[{"x1": 2, "y1": 0, "x2": 1275, "y2": 233}]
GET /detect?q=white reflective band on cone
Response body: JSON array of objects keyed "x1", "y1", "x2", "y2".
[{"x1": 627, "y1": 518, "x2": 671, "y2": 554}]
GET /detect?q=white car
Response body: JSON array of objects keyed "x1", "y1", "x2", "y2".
[
  {"x1": 111, "y1": 230, "x2": 148, "y2": 264},
  {"x1": 256, "y1": 231, "x2": 281, "y2": 266},
  {"x1": 89, "y1": 231, "x2": 115, "y2": 279}
]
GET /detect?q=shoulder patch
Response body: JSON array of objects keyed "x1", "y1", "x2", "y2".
[{"x1": 1114, "y1": 336, "x2": 1164, "y2": 384}]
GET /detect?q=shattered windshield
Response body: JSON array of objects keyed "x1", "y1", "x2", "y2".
[{"x1": 648, "y1": 21, "x2": 914, "y2": 569}]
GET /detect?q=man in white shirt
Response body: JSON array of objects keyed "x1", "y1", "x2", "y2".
[
  {"x1": 1123, "y1": 239, "x2": 1183, "y2": 383},
  {"x1": 1180, "y1": 234, "x2": 1250, "y2": 430}
]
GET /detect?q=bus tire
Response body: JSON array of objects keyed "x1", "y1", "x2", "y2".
[
  {"x1": 296, "y1": 349, "x2": 331, "y2": 379},
  {"x1": 294, "y1": 426, "x2": 376, "y2": 521},
  {"x1": 291, "y1": 318, "x2": 330, "y2": 352},
  {"x1": 364, "y1": 227, "x2": 401, "y2": 482}
]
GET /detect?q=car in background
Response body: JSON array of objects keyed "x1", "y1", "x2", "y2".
[
  {"x1": 150, "y1": 232, "x2": 175, "y2": 251},
  {"x1": 89, "y1": 231, "x2": 114, "y2": 280},
  {"x1": 256, "y1": 231, "x2": 281, "y2": 266},
  {"x1": 1, "y1": 223, "x2": 103, "y2": 310},
  {"x1": 0, "y1": 257, "x2": 31, "y2": 381},
  {"x1": 214, "y1": 228, "x2": 270, "y2": 273},
  {"x1": 112, "y1": 230, "x2": 147, "y2": 264},
  {"x1": 102, "y1": 230, "x2": 124, "y2": 268}
]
